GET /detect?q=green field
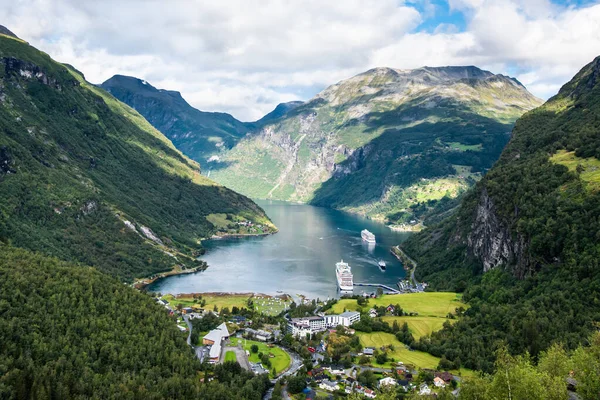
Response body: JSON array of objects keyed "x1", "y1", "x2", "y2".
[
  {"x1": 329, "y1": 292, "x2": 467, "y2": 317},
  {"x1": 380, "y1": 316, "x2": 455, "y2": 339},
  {"x1": 446, "y1": 142, "x2": 483, "y2": 152},
  {"x1": 358, "y1": 331, "x2": 440, "y2": 369},
  {"x1": 161, "y1": 293, "x2": 250, "y2": 311},
  {"x1": 252, "y1": 296, "x2": 291, "y2": 316},
  {"x1": 225, "y1": 351, "x2": 237, "y2": 362},
  {"x1": 230, "y1": 338, "x2": 291, "y2": 377},
  {"x1": 357, "y1": 331, "x2": 473, "y2": 376},
  {"x1": 550, "y1": 150, "x2": 600, "y2": 191}
]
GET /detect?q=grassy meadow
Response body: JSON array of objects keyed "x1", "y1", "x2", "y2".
[{"x1": 230, "y1": 338, "x2": 291, "y2": 377}]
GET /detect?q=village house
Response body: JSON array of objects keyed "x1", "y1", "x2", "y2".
[
  {"x1": 364, "y1": 388, "x2": 377, "y2": 398},
  {"x1": 363, "y1": 347, "x2": 375, "y2": 356},
  {"x1": 368, "y1": 308, "x2": 378, "y2": 318},
  {"x1": 434, "y1": 376, "x2": 446, "y2": 388},
  {"x1": 419, "y1": 383, "x2": 431, "y2": 396},
  {"x1": 181, "y1": 307, "x2": 194, "y2": 314},
  {"x1": 378, "y1": 377, "x2": 397, "y2": 387},
  {"x1": 327, "y1": 365, "x2": 344, "y2": 375},
  {"x1": 435, "y1": 371, "x2": 454, "y2": 385},
  {"x1": 319, "y1": 380, "x2": 340, "y2": 392}
]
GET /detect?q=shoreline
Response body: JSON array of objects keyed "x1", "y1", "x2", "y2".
[
  {"x1": 169, "y1": 291, "x2": 292, "y2": 301},
  {"x1": 210, "y1": 230, "x2": 276, "y2": 240},
  {"x1": 133, "y1": 264, "x2": 207, "y2": 290}
]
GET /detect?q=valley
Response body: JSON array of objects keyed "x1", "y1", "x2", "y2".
[{"x1": 2, "y1": 8, "x2": 600, "y2": 399}]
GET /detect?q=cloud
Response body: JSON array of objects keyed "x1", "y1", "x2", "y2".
[{"x1": 1, "y1": 0, "x2": 600, "y2": 120}]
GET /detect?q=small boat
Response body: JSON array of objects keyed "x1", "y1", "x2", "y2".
[{"x1": 378, "y1": 260, "x2": 386, "y2": 271}]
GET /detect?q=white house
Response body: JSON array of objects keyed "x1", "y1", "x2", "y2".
[
  {"x1": 378, "y1": 377, "x2": 397, "y2": 387},
  {"x1": 319, "y1": 380, "x2": 340, "y2": 392},
  {"x1": 419, "y1": 383, "x2": 431, "y2": 396}
]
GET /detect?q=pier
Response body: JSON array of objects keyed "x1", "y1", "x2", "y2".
[{"x1": 353, "y1": 282, "x2": 400, "y2": 294}]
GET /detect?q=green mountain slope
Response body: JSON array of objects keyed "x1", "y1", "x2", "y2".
[
  {"x1": 0, "y1": 33, "x2": 274, "y2": 281},
  {"x1": 210, "y1": 66, "x2": 542, "y2": 226},
  {"x1": 0, "y1": 245, "x2": 201, "y2": 398},
  {"x1": 402, "y1": 56, "x2": 600, "y2": 372},
  {"x1": 101, "y1": 75, "x2": 250, "y2": 164}
]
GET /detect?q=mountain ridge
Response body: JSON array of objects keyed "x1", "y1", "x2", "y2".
[
  {"x1": 101, "y1": 74, "x2": 251, "y2": 164},
  {"x1": 210, "y1": 65, "x2": 542, "y2": 226}
]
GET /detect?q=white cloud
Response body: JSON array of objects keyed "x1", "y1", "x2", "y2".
[{"x1": 1, "y1": 0, "x2": 600, "y2": 119}]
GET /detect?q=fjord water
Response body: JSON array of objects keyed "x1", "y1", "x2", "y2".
[{"x1": 149, "y1": 200, "x2": 412, "y2": 299}]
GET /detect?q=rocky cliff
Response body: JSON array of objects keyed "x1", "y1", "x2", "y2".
[{"x1": 211, "y1": 66, "x2": 542, "y2": 225}]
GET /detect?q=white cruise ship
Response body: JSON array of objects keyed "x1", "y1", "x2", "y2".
[
  {"x1": 361, "y1": 229, "x2": 376, "y2": 243},
  {"x1": 336, "y1": 260, "x2": 354, "y2": 291}
]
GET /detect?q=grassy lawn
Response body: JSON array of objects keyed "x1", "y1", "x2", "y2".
[
  {"x1": 358, "y1": 331, "x2": 440, "y2": 369},
  {"x1": 252, "y1": 295, "x2": 290, "y2": 316},
  {"x1": 225, "y1": 351, "x2": 237, "y2": 362},
  {"x1": 380, "y1": 316, "x2": 455, "y2": 340},
  {"x1": 357, "y1": 332, "x2": 474, "y2": 377},
  {"x1": 328, "y1": 292, "x2": 467, "y2": 317},
  {"x1": 161, "y1": 293, "x2": 250, "y2": 311},
  {"x1": 230, "y1": 338, "x2": 291, "y2": 377}
]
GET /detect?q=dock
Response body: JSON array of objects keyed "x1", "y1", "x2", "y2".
[{"x1": 353, "y1": 282, "x2": 400, "y2": 294}]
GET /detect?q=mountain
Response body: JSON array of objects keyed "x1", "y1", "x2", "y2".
[
  {"x1": 0, "y1": 25, "x2": 18, "y2": 39},
  {"x1": 210, "y1": 66, "x2": 542, "y2": 226},
  {"x1": 254, "y1": 100, "x2": 304, "y2": 126},
  {"x1": 0, "y1": 32, "x2": 275, "y2": 282},
  {"x1": 101, "y1": 75, "x2": 250, "y2": 163},
  {"x1": 402, "y1": 56, "x2": 600, "y2": 372}
]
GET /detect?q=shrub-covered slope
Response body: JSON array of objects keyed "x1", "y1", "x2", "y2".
[
  {"x1": 402, "y1": 56, "x2": 600, "y2": 372},
  {"x1": 0, "y1": 33, "x2": 274, "y2": 281}
]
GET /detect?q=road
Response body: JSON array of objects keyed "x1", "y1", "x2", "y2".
[
  {"x1": 393, "y1": 245, "x2": 419, "y2": 287},
  {"x1": 183, "y1": 315, "x2": 207, "y2": 362}
]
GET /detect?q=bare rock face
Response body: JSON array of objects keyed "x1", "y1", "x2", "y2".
[
  {"x1": 467, "y1": 189, "x2": 529, "y2": 276},
  {"x1": 140, "y1": 226, "x2": 164, "y2": 245}
]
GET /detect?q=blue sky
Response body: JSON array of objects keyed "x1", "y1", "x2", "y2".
[{"x1": 3, "y1": 0, "x2": 600, "y2": 120}]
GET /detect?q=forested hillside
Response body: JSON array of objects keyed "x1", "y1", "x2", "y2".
[
  {"x1": 403, "y1": 56, "x2": 600, "y2": 372},
  {"x1": 210, "y1": 66, "x2": 541, "y2": 226},
  {"x1": 0, "y1": 245, "x2": 271, "y2": 399},
  {"x1": 0, "y1": 33, "x2": 274, "y2": 281}
]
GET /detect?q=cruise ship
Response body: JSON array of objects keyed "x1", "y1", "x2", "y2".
[
  {"x1": 336, "y1": 260, "x2": 354, "y2": 291},
  {"x1": 361, "y1": 229, "x2": 376, "y2": 243}
]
